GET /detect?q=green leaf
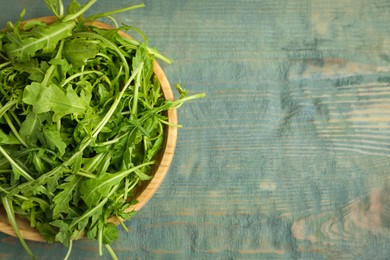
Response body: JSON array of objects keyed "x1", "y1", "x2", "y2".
[
  {"x1": 66, "y1": 0, "x2": 82, "y2": 15},
  {"x1": 71, "y1": 152, "x2": 82, "y2": 173},
  {"x1": 50, "y1": 219, "x2": 71, "y2": 245},
  {"x1": 19, "y1": 112, "x2": 43, "y2": 146},
  {"x1": 63, "y1": 38, "x2": 100, "y2": 68},
  {"x1": 10, "y1": 164, "x2": 23, "y2": 185},
  {"x1": 23, "y1": 82, "x2": 87, "y2": 121},
  {"x1": 97, "y1": 83, "x2": 111, "y2": 105},
  {"x1": 13, "y1": 59, "x2": 46, "y2": 82},
  {"x1": 36, "y1": 222, "x2": 57, "y2": 243},
  {"x1": 21, "y1": 199, "x2": 35, "y2": 211},
  {"x1": 103, "y1": 223, "x2": 118, "y2": 245},
  {"x1": 46, "y1": 169, "x2": 64, "y2": 193},
  {"x1": 0, "y1": 129, "x2": 20, "y2": 145},
  {"x1": 4, "y1": 20, "x2": 76, "y2": 62},
  {"x1": 43, "y1": 125, "x2": 67, "y2": 155},
  {"x1": 86, "y1": 208, "x2": 103, "y2": 240},
  {"x1": 44, "y1": 0, "x2": 60, "y2": 17},
  {"x1": 49, "y1": 58, "x2": 73, "y2": 83},
  {"x1": 52, "y1": 175, "x2": 81, "y2": 219},
  {"x1": 31, "y1": 150, "x2": 46, "y2": 174},
  {"x1": 146, "y1": 134, "x2": 164, "y2": 161},
  {"x1": 132, "y1": 42, "x2": 154, "y2": 84},
  {"x1": 80, "y1": 161, "x2": 154, "y2": 208},
  {"x1": 80, "y1": 172, "x2": 122, "y2": 208}
]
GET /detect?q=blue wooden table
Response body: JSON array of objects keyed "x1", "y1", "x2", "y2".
[{"x1": 1, "y1": 0, "x2": 390, "y2": 259}]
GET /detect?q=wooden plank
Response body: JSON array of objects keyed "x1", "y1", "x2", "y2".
[{"x1": 1, "y1": 0, "x2": 390, "y2": 259}]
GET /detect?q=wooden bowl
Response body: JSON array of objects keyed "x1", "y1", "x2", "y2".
[{"x1": 0, "y1": 17, "x2": 177, "y2": 242}]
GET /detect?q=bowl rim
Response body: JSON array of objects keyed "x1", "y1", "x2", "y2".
[{"x1": 0, "y1": 16, "x2": 177, "y2": 242}]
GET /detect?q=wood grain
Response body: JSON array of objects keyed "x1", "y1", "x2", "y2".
[{"x1": 1, "y1": 0, "x2": 390, "y2": 259}]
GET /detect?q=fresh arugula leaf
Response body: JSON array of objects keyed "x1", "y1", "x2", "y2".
[
  {"x1": 13, "y1": 59, "x2": 46, "y2": 82},
  {"x1": 102, "y1": 223, "x2": 118, "y2": 245},
  {"x1": 52, "y1": 175, "x2": 82, "y2": 219},
  {"x1": 4, "y1": 20, "x2": 76, "y2": 62},
  {"x1": 23, "y1": 82, "x2": 87, "y2": 120},
  {"x1": 0, "y1": 129, "x2": 20, "y2": 145},
  {"x1": 66, "y1": 0, "x2": 82, "y2": 16},
  {"x1": 63, "y1": 38, "x2": 100, "y2": 68},
  {"x1": 43, "y1": 125, "x2": 67, "y2": 156},
  {"x1": 80, "y1": 161, "x2": 154, "y2": 208},
  {"x1": 19, "y1": 112, "x2": 43, "y2": 146}
]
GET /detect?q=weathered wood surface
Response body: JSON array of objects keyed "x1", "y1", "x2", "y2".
[{"x1": 1, "y1": 0, "x2": 390, "y2": 259}]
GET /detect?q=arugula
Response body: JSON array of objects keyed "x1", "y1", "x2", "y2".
[
  {"x1": 0, "y1": 0, "x2": 205, "y2": 259},
  {"x1": 5, "y1": 20, "x2": 76, "y2": 62}
]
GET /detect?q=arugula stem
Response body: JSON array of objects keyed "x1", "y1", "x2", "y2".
[
  {"x1": 97, "y1": 152, "x2": 112, "y2": 174},
  {"x1": 105, "y1": 244, "x2": 119, "y2": 260},
  {"x1": 3, "y1": 112, "x2": 27, "y2": 147},
  {"x1": 0, "y1": 100, "x2": 18, "y2": 119},
  {"x1": 0, "y1": 146, "x2": 34, "y2": 181},
  {"x1": 46, "y1": 2, "x2": 59, "y2": 18},
  {"x1": 130, "y1": 65, "x2": 142, "y2": 120},
  {"x1": 158, "y1": 118, "x2": 182, "y2": 127},
  {"x1": 96, "y1": 52, "x2": 111, "y2": 61},
  {"x1": 0, "y1": 53, "x2": 10, "y2": 61},
  {"x1": 0, "y1": 185, "x2": 9, "y2": 194},
  {"x1": 124, "y1": 177, "x2": 129, "y2": 200},
  {"x1": 58, "y1": 0, "x2": 64, "y2": 18},
  {"x1": 1, "y1": 196, "x2": 36, "y2": 259},
  {"x1": 125, "y1": 178, "x2": 138, "y2": 197},
  {"x1": 98, "y1": 225, "x2": 103, "y2": 256},
  {"x1": 14, "y1": 194, "x2": 50, "y2": 207},
  {"x1": 120, "y1": 25, "x2": 148, "y2": 43},
  {"x1": 75, "y1": 170, "x2": 97, "y2": 179},
  {"x1": 61, "y1": 70, "x2": 104, "y2": 87},
  {"x1": 84, "y1": 4, "x2": 145, "y2": 24},
  {"x1": 0, "y1": 61, "x2": 12, "y2": 69},
  {"x1": 62, "y1": 0, "x2": 98, "y2": 22},
  {"x1": 14, "y1": 148, "x2": 64, "y2": 163},
  {"x1": 9, "y1": 110, "x2": 22, "y2": 127},
  {"x1": 121, "y1": 38, "x2": 172, "y2": 64},
  {"x1": 116, "y1": 216, "x2": 129, "y2": 232},
  {"x1": 170, "y1": 93, "x2": 207, "y2": 108},
  {"x1": 56, "y1": 118, "x2": 61, "y2": 132},
  {"x1": 64, "y1": 239, "x2": 73, "y2": 260},
  {"x1": 93, "y1": 132, "x2": 127, "y2": 147},
  {"x1": 106, "y1": 16, "x2": 119, "y2": 28}
]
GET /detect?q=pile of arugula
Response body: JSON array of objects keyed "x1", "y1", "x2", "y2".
[{"x1": 0, "y1": 0, "x2": 204, "y2": 259}]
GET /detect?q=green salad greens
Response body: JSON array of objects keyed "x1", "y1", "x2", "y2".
[{"x1": 0, "y1": 0, "x2": 204, "y2": 259}]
